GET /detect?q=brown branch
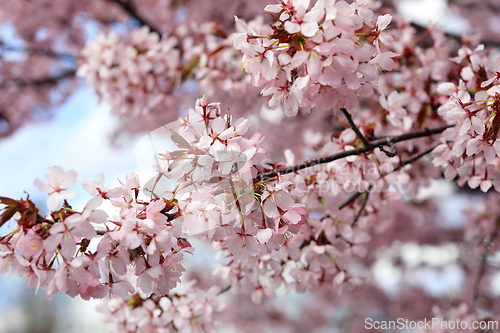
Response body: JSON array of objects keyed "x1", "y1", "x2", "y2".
[
  {"x1": 340, "y1": 107, "x2": 371, "y2": 149},
  {"x1": 10, "y1": 70, "x2": 76, "y2": 87},
  {"x1": 410, "y1": 21, "x2": 500, "y2": 49},
  {"x1": 394, "y1": 144, "x2": 439, "y2": 171},
  {"x1": 339, "y1": 192, "x2": 363, "y2": 210},
  {"x1": 337, "y1": 144, "x2": 440, "y2": 211},
  {"x1": 95, "y1": 229, "x2": 107, "y2": 236},
  {"x1": 0, "y1": 43, "x2": 80, "y2": 61},
  {"x1": 109, "y1": 0, "x2": 161, "y2": 34},
  {"x1": 351, "y1": 191, "x2": 369, "y2": 227},
  {"x1": 258, "y1": 125, "x2": 452, "y2": 181},
  {"x1": 217, "y1": 276, "x2": 243, "y2": 295},
  {"x1": 472, "y1": 225, "x2": 500, "y2": 308}
]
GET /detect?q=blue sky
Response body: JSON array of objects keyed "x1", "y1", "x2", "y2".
[
  {"x1": 0, "y1": 87, "x2": 140, "y2": 212},
  {"x1": 0, "y1": 85, "x2": 139, "y2": 332}
]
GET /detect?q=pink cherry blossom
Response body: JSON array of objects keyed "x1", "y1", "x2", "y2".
[{"x1": 33, "y1": 166, "x2": 80, "y2": 211}]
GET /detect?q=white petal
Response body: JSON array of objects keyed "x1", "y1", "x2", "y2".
[
  {"x1": 301, "y1": 21, "x2": 319, "y2": 37},
  {"x1": 471, "y1": 116, "x2": 485, "y2": 135},
  {"x1": 256, "y1": 229, "x2": 273, "y2": 244},
  {"x1": 284, "y1": 21, "x2": 301, "y2": 34},
  {"x1": 264, "y1": 4, "x2": 282, "y2": 13}
]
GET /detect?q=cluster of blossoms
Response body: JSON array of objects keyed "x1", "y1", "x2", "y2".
[
  {"x1": 0, "y1": 166, "x2": 192, "y2": 301},
  {"x1": 99, "y1": 283, "x2": 222, "y2": 333},
  {"x1": 5, "y1": 0, "x2": 500, "y2": 332},
  {"x1": 0, "y1": 93, "x2": 439, "y2": 330},
  {"x1": 76, "y1": 23, "x2": 250, "y2": 119},
  {"x1": 234, "y1": 0, "x2": 397, "y2": 116},
  {"x1": 0, "y1": 95, "x2": 311, "y2": 330},
  {"x1": 433, "y1": 51, "x2": 500, "y2": 192}
]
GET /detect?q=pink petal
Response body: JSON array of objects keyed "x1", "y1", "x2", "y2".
[
  {"x1": 301, "y1": 22, "x2": 319, "y2": 37},
  {"x1": 471, "y1": 116, "x2": 485, "y2": 135},
  {"x1": 284, "y1": 21, "x2": 301, "y2": 34},
  {"x1": 47, "y1": 193, "x2": 64, "y2": 211},
  {"x1": 376, "y1": 14, "x2": 392, "y2": 30},
  {"x1": 33, "y1": 179, "x2": 52, "y2": 193},
  {"x1": 263, "y1": 199, "x2": 279, "y2": 218},
  {"x1": 256, "y1": 228, "x2": 273, "y2": 244}
]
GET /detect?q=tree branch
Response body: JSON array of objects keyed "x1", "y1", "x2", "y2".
[
  {"x1": 394, "y1": 144, "x2": 439, "y2": 171},
  {"x1": 340, "y1": 107, "x2": 371, "y2": 149},
  {"x1": 338, "y1": 144, "x2": 440, "y2": 211},
  {"x1": 109, "y1": 0, "x2": 161, "y2": 34},
  {"x1": 410, "y1": 21, "x2": 500, "y2": 49},
  {"x1": 472, "y1": 225, "x2": 500, "y2": 308},
  {"x1": 339, "y1": 192, "x2": 363, "y2": 210},
  {"x1": 351, "y1": 191, "x2": 369, "y2": 227},
  {"x1": 10, "y1": 70, "x2": 76, "y2": 87},
  {"x1": 258, "y1": 125, "x2": 452, "y2": 181},
  {"x1": 0, "y1": 43, "x2": 80, "y2": 61}
]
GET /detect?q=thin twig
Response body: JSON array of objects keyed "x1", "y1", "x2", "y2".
[
  {"x1": 11, "y1": 70, "x2": 76, "y2": 87},
  {"x1": 217, "y1": 276, "x2": 243, "y2": 295},
  {"x1": 337, "y1": 144, "x2": 439, "y2": 211},
  {"x1": 472, "y1": 225, "x2": 500, "y2": 308},
  {"x1": 258, "y1": 125, "x2": 452, "y2": 181},
  {"x1": 217, "y1": 284, "x2": 233, "y2": 295},
  {"x1": 394, "y1": 144, "x2": 439, "y2": 171},
  {"x1": 109, "y1": 0, "x2": 161, "y2": 34},
  {"x1": 0, "y1": 43, "x2": 80, "y2": 61},
  {"x1": 351, "y1": 191, "x2": 369, "y2": 227},
  {"x1": 339, "y1": 192, "x2": 363, "y2": 210},
  {"x1": 340, "y1": 107, "x2": 371, "y2": 149}
]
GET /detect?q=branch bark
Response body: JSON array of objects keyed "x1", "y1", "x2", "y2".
[
  {"x1": 258, "y1": 125, "x2": 452, "y2": 181},
  {"x1": 12, "y1": 70, "x2": 77, "y2": 87},
  {"x1": 0, "y1": 43, "x2": 80, "y2": 61},
  {"x1": 340, "y1": 107, "x2": 371, "y2": 149},
  {"x1": 351, "y1": 191, "x2": 369, "y2": 227},
  {"x1": 109, "y1": 0, "x2": 161, "y2": 34},
  {"x1": 337, "y1": 144, "x2": 439, "y2": 211},
  {"x1": 472, "y1": 225, "x2": 500, "y2": 308}
]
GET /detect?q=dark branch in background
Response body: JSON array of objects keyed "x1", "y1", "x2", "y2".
[
  {"x1": 351, "y1": 191, "x2": 369, "y2": 227},
  {"x1": 394, "y1": 144, "x2": 439, "y2": 171},
  {"x1": 409, "y1": 21, "x2": 500, "y2": 49},
  {"x1": 449, "y1": 0, "x2": 500, "y2": 10},
  {"x1": 339, "y1": 192, "x2": 363, "y2": 210},
  {"x1": 0, "y1": 42, "x2": 80, "y2": 61},
  {"x1": 11, "y1": 70, "x2": 76, "y2": 87},
  {"x1": 472, "y1": 225, "x2": 500, "y2": 308},
  {"x1": 338, "y1": 144, "x2": 439, "y2": 211},
  {"x1": 109, "y1": 0, "x2": 161, "y2": 34},
  {"x1": 258, "y1": 125, "x2": 452, "y2": 181},
  {"x1": 340, "y1": 108, "x2": 371, "y2": 149},
  {"x1": 302, "y1": 144, "x2": 443, "y2": 256}
]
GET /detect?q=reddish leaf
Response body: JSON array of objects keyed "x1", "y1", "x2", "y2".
[
  {"x1": 0, "y1": 196, "x2": 17, "y2": 207},
  {"x1": 0, "y1": 206, "x2": 18, "y2": 227}
]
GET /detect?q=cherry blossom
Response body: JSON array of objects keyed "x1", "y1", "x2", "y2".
[
  {"x1": 33, "y1": 166, "x2": 80, "y2": 211},
  {"x1": 2, "y1": 0, "x2": 500, "y2": 332}
]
